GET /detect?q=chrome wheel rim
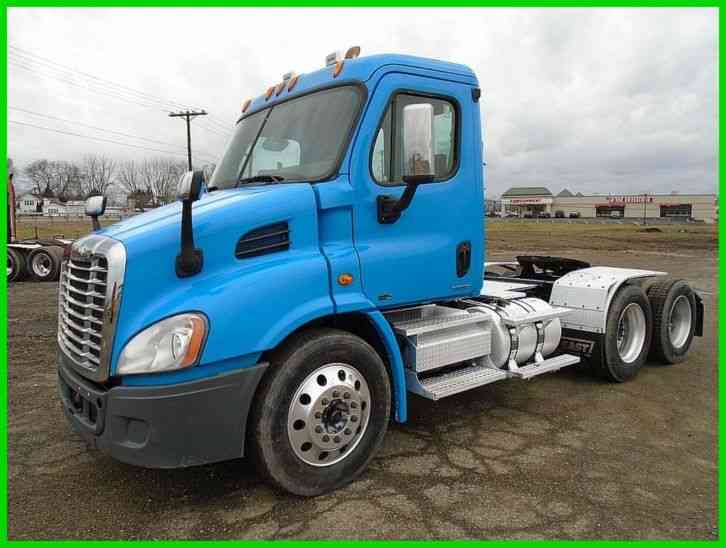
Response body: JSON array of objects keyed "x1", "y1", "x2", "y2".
[
  {"x1": 668, "y1": 295, "x2": 692, "y2": 349},
  {"x1": 31, "y1": 253, "x2": 52, "y2": 277},
  {"x1": 288, "y1": 363, "x2": 371, "y2": 467},
  {"x1": 7, "y1": 254, "x2": 14, "y2": 276},
  {"x1": 617, "y1": 303, "x2": 647, "y2": 363}
]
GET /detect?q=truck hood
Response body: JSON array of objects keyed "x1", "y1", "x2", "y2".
[
  {"x1": 102, "y1": 182, "x2": 329, "y2": 377},
  {"x1": 99, "y1": 186, "x2": 275, "y2": 241}
]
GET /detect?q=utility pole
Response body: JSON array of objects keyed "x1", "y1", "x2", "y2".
[{"x1": 169, "y1": 110, "x2": 208, "y2": 171}]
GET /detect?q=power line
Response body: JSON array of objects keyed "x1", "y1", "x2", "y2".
[
  {"x1": 10, "y1": 44, "x2": 233, "y2": 135},
  {"x1": 9, "y1": 106, "x2": 185, "y2": 148},
  {"x1": 169, "y1": 110, "x2": 208, "y2": 170},
  {"x1": 10, "y1": 119, "x2": 216, "y2": 162}
]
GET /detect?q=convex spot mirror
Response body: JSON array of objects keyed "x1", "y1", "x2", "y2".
[
  {"x1": 402, "y1": 102, "x2": 435, "y2": 179},
  {"x1": 85, "y1": 195, "x2": 107, "y2": 217},
  {"x1": 177, "y1": 170, "x2": 205, "y2": 202}
]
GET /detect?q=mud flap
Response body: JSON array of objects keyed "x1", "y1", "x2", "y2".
[{"x1": 558, "y1": 328, "x2": 605, "y2": 371}]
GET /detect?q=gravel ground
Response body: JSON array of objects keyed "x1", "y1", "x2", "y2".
[{"x1": 8, "y1": 234, "x2": 718, "y2": 540}]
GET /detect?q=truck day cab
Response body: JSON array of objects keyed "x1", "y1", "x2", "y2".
[{"x1": 57, "y1": 49, "x2": 703, "y2": 496}]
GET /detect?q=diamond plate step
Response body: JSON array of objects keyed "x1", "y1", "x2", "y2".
[
  {"x1": 406, "y1": 364, "x2": 507, "y2": 400},
  {"x1": 511, "y1": 354, "x2": 580, "y2": 380}
]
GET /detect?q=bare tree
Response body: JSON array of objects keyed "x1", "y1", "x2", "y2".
[
  {"x1": 116, "y1": 160, "x2": 142, "y2": 195},
  {"x1": 24, "y1": 159, "x2": 55, "y2": 196},
  {"x1": 81, "y1": 155, "x2": 116, "y2": 197},
  {"x1": 137, "y1": 158, "x2": 185, "y2": 206},
  {"x1": 55, "y1": 161, "x2": 84, "y2": 201}
]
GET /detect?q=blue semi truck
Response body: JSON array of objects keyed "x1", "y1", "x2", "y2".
[{"x1": 57, "y1": 49, "x2": 703, "y2": 496}]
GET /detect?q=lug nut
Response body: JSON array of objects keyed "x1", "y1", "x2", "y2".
[
  {"x1": 344, "y1": 428, "x2": 351, "y2": 435},
  {"x1": 334, "y1": 436, "x2": 340, "y2": 443},
  {"x1": 315, "y1": 412, "x2": 322, "y2": 419},
  {"x1": 322, "y1": 435, "x2": 330, "y2": 442},
  {"x1": 350, "y1": 402, "x2": 357, "y2": 409},
  {"x1": 322, "y1": 398, "x2": 329, "y2": 406},
  {"x1": 350, "y1": 416, "x2": 358, "y2": 423},
  {"x1": 343, "y1": 392, "x2": 351, "y2": 399},
  {"x1": 315, "y1": 426, "x2": 323, "y2": 434},
  {"x1": 332, "y1": 391, "x2": 340, "y2": 398}
]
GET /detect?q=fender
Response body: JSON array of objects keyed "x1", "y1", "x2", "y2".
[
  {"x1": 364, "y1": 310, "x2": 408, "y2": 423},
  {"x1": 550, "y1": 266, "x2": 666, "y2": 333}
]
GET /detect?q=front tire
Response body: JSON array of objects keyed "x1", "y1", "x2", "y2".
[
  {"x1": 599, "y1": 284, "x2": 653, "y2": 382},
  {"x1": 250, "y1": 328, "x2": 391, "y2": 496},
  {"x1": 647, "y1": 278, "x2": 697, "y2": 364}
]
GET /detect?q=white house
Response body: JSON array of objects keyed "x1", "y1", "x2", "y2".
[
  {"x1": 16, "y1": 193, "x2": 43, "y2": 215},
  {"x1": 42, "y1": 198, "x2": 67, "y2": 217}
]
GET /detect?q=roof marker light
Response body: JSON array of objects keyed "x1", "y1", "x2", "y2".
[
  {"x1": 287, "y1": 74, "x2": 300, "y2": 92},
  {"x1": 325, "y1": 51, "x2": 342, "y2": 67},
  {"x1": 265, "y1": 86, "x2": 275, "y2": 100},
  {"x1": 242, "y1": 99, "x2": 251, "y2": 113},
  {"x1": 275, "y1": 81, "x2": 286, "y2": 96},
  {"x1": 332, "y1": 60, "x2": 344, "y2": 78},
  {"x1": 344, "y1": 46, "x2": 361, "y2": 59}
]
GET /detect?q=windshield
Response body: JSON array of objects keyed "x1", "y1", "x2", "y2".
[{"x1": 209, "y1": 85, "x2": 363, "y2": 190}]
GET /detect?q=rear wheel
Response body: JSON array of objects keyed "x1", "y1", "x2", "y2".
[
  {"x1": 647, "y1": 278, "x2": 697, "y2": 364},
  {"x1": 8, "y1": 248, "x2": 26, "y2": 282},
  {"x1": 27, "y1": 246, "x2": 63, "y2": 282},
  {"x1": 250, "y1": 328, "x2": 391, "y2": 496},
  {"x1": 599, "y1": 284, "x2": 653, "y2": 382}
]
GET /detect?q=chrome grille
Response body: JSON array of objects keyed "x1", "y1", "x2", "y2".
[{"x1": 57, "y1": 235, "x2": 126, "y2": 382}]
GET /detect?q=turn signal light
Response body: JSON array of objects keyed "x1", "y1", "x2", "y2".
[{"x1": 337, "y1": 273, "x2": 354, "y2": 286}]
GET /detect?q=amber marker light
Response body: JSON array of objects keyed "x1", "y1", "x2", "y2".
[
  {"x1": 181, "y1": 316, "x2": 207, "y2": 368},
  {"x1": 337, "y1": 273, "x2": 354, "y2": 286},
  {"x1": 287, "y1": 74, "x2": 300, "y2": 92},
  {"x1": 275, "y1": 81, "x2": 286, "y2": 96},
  {"x1": 242, "y1": 99, "x2": 251, "y2": 113},
  {"x1": 265, "y1": 86, "x2": 275, "y2": 100},
  {"x1": 332, "y1": 60, "x2": 344, "y2": 78}
]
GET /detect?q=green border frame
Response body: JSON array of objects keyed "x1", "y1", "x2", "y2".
[{"x1": 1, "y1": 4, "x2": 720, "y2": 542}]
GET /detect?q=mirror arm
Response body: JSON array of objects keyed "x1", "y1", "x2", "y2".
[
  {"x1": 91, "y1": 216, "x2": 101, "y2": 232},
  {"x1": 175, "y1": 198, "x2": 203, "y2": 277},
  {"x1": 377, "y1": 174, "x2": 434, "y2": 224}
]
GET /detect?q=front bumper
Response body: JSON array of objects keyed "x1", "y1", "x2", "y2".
[{"x1": 57, "y1": 350, "x2": 268, "y2": 468}]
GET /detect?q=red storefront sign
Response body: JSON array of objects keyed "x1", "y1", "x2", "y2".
[{"x1": 607, "y1": 195, "x2": 654, "y2": 205}]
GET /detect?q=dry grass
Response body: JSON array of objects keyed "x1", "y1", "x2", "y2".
[{"x1": 487, "y1": 220, "x2": 717, "y2": 255}]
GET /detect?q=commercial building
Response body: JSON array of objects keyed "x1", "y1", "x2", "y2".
[{"x1": 500, "y1": 187, "x2": 717, "y2": 222}]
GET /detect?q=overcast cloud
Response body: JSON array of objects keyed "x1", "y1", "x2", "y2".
[{"x1": 8, "y1": 8, "x2": 718, "y2": 197}]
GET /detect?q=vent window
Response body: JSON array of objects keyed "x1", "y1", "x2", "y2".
[{"x1": 235, "y1": 222, "x2": 290, "y2": 259}]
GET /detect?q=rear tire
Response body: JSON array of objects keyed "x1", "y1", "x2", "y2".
[
  {"x1": 250, "y1": 328, "x2": 391, "y2": 496},
  {"x1": 647, "y1": 278, "x2": 697, "y2": 364},
  {"x1": 27, "y1": 246, "x2": 63, "y2": 282},
  {"x1": 599, "y1": 284, "x2": 653, "y2": 382},
  {"x1": 8, "y1": 248, "x2": 26, "y2": 282}
]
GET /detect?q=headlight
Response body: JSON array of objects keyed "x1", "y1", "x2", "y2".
[{"x1": 117, "y1": 313, "x2": 207, "y2": 375}]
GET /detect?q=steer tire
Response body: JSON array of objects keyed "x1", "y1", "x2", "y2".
[
  {"x1": 8, "y1": 248, "x2": 27, "y2": 282},
  {"x1": 599, "y1": 284, "x2": 653, "y2": 382},
  {"x1": 27, "y1": 246, "x2": 63, "y2": 282},
  {"x1": 250, "y1": 328, "x2": 391, "y2": 496},
  {"x1": 647, "y1": 278, "x2": 697, "y2": 364}
]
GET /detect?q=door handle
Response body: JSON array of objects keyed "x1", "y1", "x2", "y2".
[{"x1": 456, "y1": 241, "x2": 471, "y2": 278}]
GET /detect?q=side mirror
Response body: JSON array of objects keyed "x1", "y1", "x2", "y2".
[
  {"x1": 85, "y1": 195, "x2": 107, "y2": 231},
  {"x1": 377, "y1": 103, "x2": 436, "y2": 224},
  {"x1": 177, "y1": 170, "x2": 204, "y2": 202},
  {"x1": 176, "y1": 170, "x2": 205, "y2": 277}
]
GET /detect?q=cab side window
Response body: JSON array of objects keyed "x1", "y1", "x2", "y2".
[{"x1": 371, "y1": 93, "x2": 457, "y2": 186}]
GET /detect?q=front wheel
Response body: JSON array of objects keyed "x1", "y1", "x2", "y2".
[{"x1": 250, "y1": 328, "x2": 391, "y2": 496}]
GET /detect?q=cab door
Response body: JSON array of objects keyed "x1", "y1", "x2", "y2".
[{"x1": 351, "y1": 72, "x2": 483, "y2": 308}]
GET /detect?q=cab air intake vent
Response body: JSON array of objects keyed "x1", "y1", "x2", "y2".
[{"x1": 235, "y1": 222, "x2": 290, "y2": 259}]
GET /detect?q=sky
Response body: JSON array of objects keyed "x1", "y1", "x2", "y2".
[{"x1": 8, "y1": 8, "x2": 718, "y2": 198}]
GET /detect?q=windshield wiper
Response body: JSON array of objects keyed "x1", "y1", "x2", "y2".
[{"x1": 237, "y1": 174, "x2": 286, "y2": 187}]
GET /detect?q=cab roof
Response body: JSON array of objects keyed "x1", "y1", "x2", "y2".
[{"x1": 241, "y1": 53, "x2": 478, "y2": 120}]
